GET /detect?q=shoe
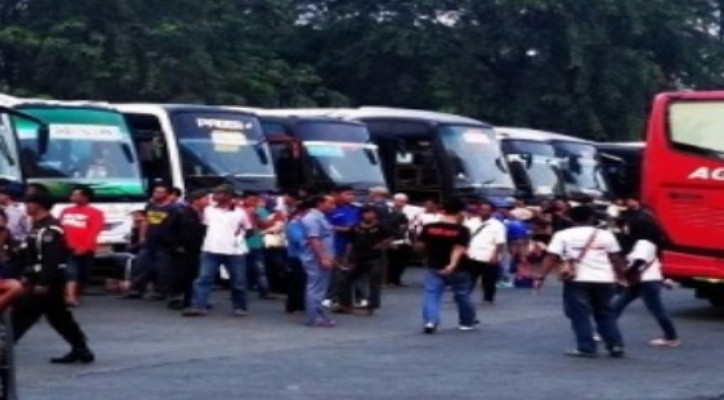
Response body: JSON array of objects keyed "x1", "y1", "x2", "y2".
[
  {"x1": 608, "y1": 346, "x2": 626, "y2": 358},
  {"x1": 321, "y1": 299, "x2": 333, "y2": 308},
  {"x1": 50, "y1": 349, "x2": 95, "y2": 364},
  {"x1": 458, "y1": 325, "x2": 476, "y2": 331},
  {"x1": 357, "y1": 299, "x2": 369, "y2": 308},
  {"x1": 564, "y1": 349, "x2": 597, "y2": 358},
  {"x1": 182, "y1": 308, "x2": 207, "y2": 317},
  {"x1": 649, "y1": 338, "x2": 681, "y2": 348},
  {"x1": 233, "y1": 309, "x2": 248, "y2": 317},
  {"x1": 423, "y1": 322, "x2": 437, "y2": 334},
  {"x1": 593, "y1": 333, "x2": 602, "y2": 342}
]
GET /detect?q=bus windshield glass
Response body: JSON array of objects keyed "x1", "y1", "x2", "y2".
[
  {"x1": 669, "y1": 101, "x2": 724, "y2": 156},
  {"x1": 14, "y1": 107, "x2": 145, "y2": 200},
  {"x1": 295, "y1": 121, "x2": 385, "y2": 188},
  {"x1": 502, "y1": 140, "x2": 560, "y2": 196},
  {"x1": 438, "y1": 125, "x2": 514, "y2": 189},
  {"x1": 171, "y1": 111, "x2": 275, "y2": 179},
  {"x1": 552, "y1": 141, "x2": 607, "y2": 193}
]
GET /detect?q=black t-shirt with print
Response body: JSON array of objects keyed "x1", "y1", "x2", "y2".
[
  {"x1": 349, "y1": 222, "x2": 392, "y2": 262},
  {"x1": 419, "y1": 222, "x2": 471, "y2": 270}
]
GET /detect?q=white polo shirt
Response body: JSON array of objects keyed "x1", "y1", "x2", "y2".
[
  {"x1": 202, "y1": 205, "x2": 252, "y2": 255},
  {"x1": 627, "y1": 239, "x2": 663, "y2": 282},
  {"x1": 547, "y1": 226, "x2": 621, "y2": 283},
  {"x1": 465, "y1": 217, "x2": 507, "y2": 263}
]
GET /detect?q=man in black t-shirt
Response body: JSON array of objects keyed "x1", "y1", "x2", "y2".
[
  {"x1": 338, "y1": 206, "x2": 393, "y2": 315},
  {"x1": 416, "y1": 198, "x2": 476, "y2": 334}
]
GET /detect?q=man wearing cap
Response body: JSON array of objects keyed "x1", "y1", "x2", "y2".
[
  {"x1": 184, "y1": 185, "x2": 252, "y2": 317},
  {"x1": 12, "y1": 193, "x2": 94, "y2": 364}
]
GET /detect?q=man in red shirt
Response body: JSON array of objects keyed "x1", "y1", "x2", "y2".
[{"x1": 59, "y1": 187, "x2": 105, "y2": 306}]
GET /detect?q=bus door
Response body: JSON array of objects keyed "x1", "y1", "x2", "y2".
[{"x1": 123, "y1": 113, "x2": 174, "y2": 189}]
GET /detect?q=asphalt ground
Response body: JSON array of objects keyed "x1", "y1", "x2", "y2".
[{"x1": 15, "y1": 269, "x2": 724, "y2": 400}]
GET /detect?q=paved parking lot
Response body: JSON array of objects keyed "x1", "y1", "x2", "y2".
[{"x1": 16, "y1": 269, "x2": 724, "y2": 400}]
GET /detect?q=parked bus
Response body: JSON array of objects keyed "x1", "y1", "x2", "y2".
[
  {"x1": 269, "y1": 107, "x2": 515, "y2": 204},
  {"x1": 495, "y1": 127, "x2": 566, "y2": 202},
  {"x1": 597, "y1": 142, "x2": 644, "y2": 200},
  {"x1": 643, "y1": 91, "x2": 724, "y2": 306},
  {"x1": 2, "y1": 96, "x2": 146, "y2": 254},
  {"x1": 116, "y1": 104, "x2": 276, "y2": 194}
]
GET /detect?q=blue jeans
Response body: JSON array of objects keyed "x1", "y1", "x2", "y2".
[
  {"x1": 563, "y1": 282, "x2": 624, "y2": 353},
  {"x1": 302, "y1": 260, "x2": 331, "y2": 325},
  {"x1": 422, "y1": 269, "x2": 476, "y2": 327},
  {"x1": 246, "y1": 249, "x2": 270, "y2": 297},
  {"x1": 612, "y1": 281, "x2": 678, "y2": 340},
  {"x1": 191, "y1": 252, "x2": 248, "y2": 311}
]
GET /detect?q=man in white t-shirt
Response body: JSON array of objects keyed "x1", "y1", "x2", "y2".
[
  {"x1": 464, "y1": 199, "x2": 507, "y2": 303},
  {"x1": 183, "y1": 185, "x2": 252, "y2": 317},
  {"x1": 536, "y1": 205, "x2": 627, "y2": 358}
]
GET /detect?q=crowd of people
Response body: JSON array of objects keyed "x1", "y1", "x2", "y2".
[{"x1": 0, "y1": 181, "x2": 680, "y2": 364}]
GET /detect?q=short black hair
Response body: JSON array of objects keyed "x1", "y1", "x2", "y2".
[
  {"x1": 570, "y1": 205, "x2": 595, "y2": 223},
  {"x1": 188, "y1": 189, "x2": 209, "y2": 201},
  {"x1": 470, "y1": 197, "x2": 495, "y2": 210},
  {"x1": 153, "y1": 183, "x2": 172, "y2": 192},
  {"x1": 72, "y1": 185, "x2": 95, "y2": 200},
  {"x1": 309, "y1": 194, "x2": 330, "y2": 208},
  {"x1": 242, "y1": 190, "x2": 260, "y2": 199},
  {"x1": 442, "y1": 197, "x2": 466, "y2": 215},
  {"x1": 359, "y1": 205, "x2": 379, "y2": 216},
  {"x1": 171, "y1": 187, "x2": 183, "y2": 197},
  {"x1": 26, "y1": 183, "x2": 49, "y2": 195},
  {"x1": 26, "y1": 193, "x2": 55, "y2": 211}
]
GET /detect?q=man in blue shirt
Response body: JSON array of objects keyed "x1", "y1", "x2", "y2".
[
  {"x1": 301, "y1": 195, "x2": 337, "y2": 327},
  {"x1": 325, "y1": 186, "x2": 359, "y2": 306}
]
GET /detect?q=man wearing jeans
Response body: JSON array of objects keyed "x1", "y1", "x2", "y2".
[
  {"x1": 183, "y1": 185, "x2": 252, "y2": 317},
  {"x1": 536, "y1": 205, "x2": 627, "y2": 358},
  {"x1": 300, "y1": 195, "x2": 337, "y2": 327},
  {"x1": 416, "y1": 198, "x2": 476, "y2": 334}
]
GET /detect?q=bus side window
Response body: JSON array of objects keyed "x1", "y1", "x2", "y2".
[
  {"x1": 269, "y1": 142, "x2": 299, "y2": 191},
  {"x1": 124, "y1": 113, "x2": 172, "y2": 188}
]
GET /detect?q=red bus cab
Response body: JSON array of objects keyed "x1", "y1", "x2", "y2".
[{"x1": 643, "y1": 91, "x2": 724, "y2": 306}]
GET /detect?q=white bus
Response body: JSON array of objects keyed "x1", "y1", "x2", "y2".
[{"x1": 116, "y1": 104, "x2": 276, "y2": 194}]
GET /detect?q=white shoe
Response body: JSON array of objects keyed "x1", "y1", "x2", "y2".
[
  {"x1": 593, "y1": 333, "x2": 602, "y2": 342},
  {"x1": 649, "y1": 338, "x2": 681, "y2": 348},
  {"x1": 458, "y1": 325, "x2": 476, "y2": 332},
  {"x1": 321, "y1": 299, "x2": 332, "y2": 308},
  {"x1": 357, "y1": 299, "x2": 369, "y2": 308}
]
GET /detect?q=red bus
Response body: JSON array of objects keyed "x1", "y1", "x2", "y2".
[{"x1": 643, "y1": 91, "x2": 724, "y2": 306}]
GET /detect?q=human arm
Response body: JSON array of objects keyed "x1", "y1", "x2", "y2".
[{"x1": 439, "y1": 244, "x2": 467, "y2": 276}]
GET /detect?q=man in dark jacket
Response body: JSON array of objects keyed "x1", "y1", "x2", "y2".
[
  {"x1": 12, "y1": 193, "x2": 94, "y2": 364},
  {"x1": 167, "y1": 190, "x2": 209, "y2": 310}
]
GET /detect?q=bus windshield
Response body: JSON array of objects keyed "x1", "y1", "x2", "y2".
[
  {"x1": 438, "y1": 125, "x2": 514, "y2": 189},
  {"x1": 171, "y1": 112, "x2": 275, "y2": 180},
  {"x1": 552, "y1": 141, "x2": 607, "y2": 195},
  {"x1": 14, "y1": 107, "x2": 145, "y2": 200},
  {"x1": 669, "y1": 101, "x2": 724, "y2": 156},
  {"x1": 294, "y1": 121, "x2": 386, "y2": 189},
  {"x1": 502, "y1": 140, "x2": 560, "y2": 196}
]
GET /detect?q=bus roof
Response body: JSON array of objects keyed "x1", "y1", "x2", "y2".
[
  {"x1": 236, "y1": 107, "x2": 492, "y2": 128},
  {"x1": 495, "y1": 127, "x2": 593, "y2": 144},
  {"x1": 115, "y1": 103, "x2": 258, "y2": 118},
  {"x1": 0, "y1": 93, "x2": 119, "y2": 112}
]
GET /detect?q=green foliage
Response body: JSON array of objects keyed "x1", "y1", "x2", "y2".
[{"x1": 1, "y1": 0, "x2": 723, "y2": 140}]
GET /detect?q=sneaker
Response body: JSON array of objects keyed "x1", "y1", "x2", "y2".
[
  {"x1": 608, "y1": 346, "x2": 626, "y2": 358},
  {"x1": 458, "y1": 325, "x2": 476, "y2": 332},
  {"x1": 649, "y1": 338, "x2": 681, "y2": 348},
  {"x1": 564, "y1": 349, "x2": 597, "y2": 358},
  {"x1": 50, "y1": 349, "x2": 95, "y2": 364},
  {"x1": 321, "y1": 299, "x2": 333, "y2": 308},
  {"x1": 357, "y1": 299, "x2": 369, "y2": 308},
  {"x1": 423, "y1": 322, "x2": 437, "y2": 334},
  {"x1": 182, "y1": 308, "x2": 207, "y2": 317},
  {"x1": 593, "y1": 333, "x2": 602, "y2": 342},
  {"x1": 233, "y1": 309, "x2": 248, "y2": 317}
]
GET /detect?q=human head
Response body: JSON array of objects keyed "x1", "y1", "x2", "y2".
[
  {"x1": 392, "y1": 193, "x2": 408, "y2": 210},
  {"x1": 569, "y1": 205, "x2": 595, "y2": 225},
  {"x1": 553, "y1": 197, "x2": 570, "y2": 211},
  {"x1": 626, "y1": 216, "x2": 664, "y2": 248},
  {"x1": 311, "y1": 194, "x2": 336, "y2": 214},
  {"x1": 130, "y1": 210, "x2": 146, "y2": 225},
  {"x1": 360, "y1": 205, "x2": 379, "y2": 224},
  {"x1": 368, "y1": 186, "x2": 389, "y2": 203},
  {"x1": 70, "y1": 186, "x2": 94, "y2": 206},
  {"x1": 0, "y1": 185, "x2": 20, "y2": 205},
  {"x1": 188, "y1": 189, "x2": 210, "y2": 210},
  {"x1": 335, "y1": 186, "x2": 355, "y2": 205},
  {"x1": 25, "y1": 193, "x2": 55, "y2": 219},
  {"x1": 242, "y1": 190, "x2": 261, "y2": 208},
  {"x1": 442, "y1": 197, "x2": 466, "y2": 217},
  {"x1": 212, "y1": 184, "x2": 235, "y2": 205},
  {"x1": 25, "y1": 183, "x2": 48, "y2": 197},
  {"x1": 469, "y1": 198, "x2": 495, "y2": 220},
  {"x1": 422, "y1": 199, "x2": 438, "y2": 213},
  {"x1": 170, "y1": 187, "x2": 183, "y2": 203},
  {"x1": 151, "y1": 184, "x2": 172, "y2": 204}
]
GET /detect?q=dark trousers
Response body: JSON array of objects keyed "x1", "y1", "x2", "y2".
[
  {"x1": 563, "y1": 282, "x2": 624, "y2": 354},
  {"x1": 340, "y1": 259, "x2": 383, "y2": 309},
  {"x1": 285, "y1": 257, "x2": 306, "y2": 313},
  {"x1": 246, "y1": 249, "x2": 269, "y2": 297},
  {"x1": 169, "y1": 251, "x2": 200, "y2": 307},
  {"x1": 264, "y1": 248, "x2": 289, "y2": 294},
  {"x1": 386, "y1": 245, "x2": 411, "y2": 285},
  {"x1": 612, "y1": 281, "x2": 678, "y2": 340},
  {"x1": 67, "y1": 252, "x2": 94, "y2": 284},
  {"x1": 131, "y1": 246, "x2": 173, "y2": 295},
  {"x1": 466, "y1": 259, "x2": 499, "y2": 302},
  {"x1": 12, "y1": 290, "x2": 88, "y2": 350}
]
